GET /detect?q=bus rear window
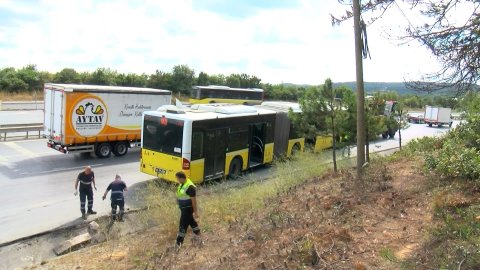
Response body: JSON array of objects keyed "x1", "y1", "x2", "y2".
[{"x1": 143, "y1": 116, "x2": 184, "y2": 156}]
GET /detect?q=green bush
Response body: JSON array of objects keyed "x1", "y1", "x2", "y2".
[
  {"x1": 432, "y1": 141, "x2": 480, "y2": 180},
  {"x1": 403, "y1": 136, "x2": 444, "y2": 155}
]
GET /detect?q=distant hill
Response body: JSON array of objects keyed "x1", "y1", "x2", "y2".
[
  {"x1": 282, "y1": 82, "x2": 450, "y2": 96},
  {"x1": 333, "y1": 82, "x2": 418, "y2": 95}
]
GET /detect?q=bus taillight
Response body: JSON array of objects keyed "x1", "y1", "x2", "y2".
[{"x1": 182, "y1": 158, "x2": 190, "y2": 170}]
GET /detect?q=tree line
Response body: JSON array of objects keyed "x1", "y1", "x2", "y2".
[
  {"x1": 0, "y1": 64, "x2": 459, "y2": 109},
  {"x1": 0, "y1": 64, "x2": 262, "y2": 96}
]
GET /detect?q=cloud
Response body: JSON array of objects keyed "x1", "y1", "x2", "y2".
[
  {"x1": 192, "y1": 0, "x2": 300, "y2": 19},
  {"x1": 0, "y1": 0, "x2": 443, "y2": 84}
]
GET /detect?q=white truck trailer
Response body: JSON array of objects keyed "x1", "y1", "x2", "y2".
[
  {"x1": 424, "y1": 105, "x2": 453, "y2": 127},
  {"x1": 44, "y1": 84, "x2": 171, "y2": 157}
]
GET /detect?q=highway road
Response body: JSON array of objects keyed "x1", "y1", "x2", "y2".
[
  {"x1": 0, "y1": 120, "x2": 459, "y2": 244},
  {"x1": 0, "y1": 110, "x2": 43, "y2": 125}
]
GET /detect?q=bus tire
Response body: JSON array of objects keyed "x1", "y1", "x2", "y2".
[
  {"x1": 113, "y1": 142, "x2": 128, "y2": 156},
  {"x1": 229, "y1": 157, "x2": 243, "y2": 179},
  {"x1": 291, "y1": 143, "x2": 301, "y2": 156},
  {"x1": 96, "y1": 143, "x2": 112, "y2": 158}
]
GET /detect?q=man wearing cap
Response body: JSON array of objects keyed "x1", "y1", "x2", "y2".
[
  {"x1": 74, "y1": 166, "x2": 97, "y2": 220},
  {"x1": 175, "y1": 171, "x2": 201, "y2": 249},
  {"x1": 102, "y1": 174, "x2": 128, "y2": 222}
]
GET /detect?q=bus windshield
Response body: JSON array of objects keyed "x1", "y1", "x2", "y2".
[{"x1": 143, "y1": 115, "x2": 184, "y2": 156}]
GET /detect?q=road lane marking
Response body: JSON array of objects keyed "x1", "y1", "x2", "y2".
[
  {"x1": 19, "y1": 164, "x2": 103, "y2": 176},
  {"x1": 0, "y1": 154, "x2": 12, "y2": 169},
  {"x1": 3, "y1": 142, "x2": 39, "y2": 158}
]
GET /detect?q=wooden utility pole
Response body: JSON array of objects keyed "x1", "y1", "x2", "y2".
[
  {"x1": 353, "y1": 0, "x2": 366, "y2": 183},
  {"x1": 331, "y1": 89, "x2": 337, "y2": 173}
]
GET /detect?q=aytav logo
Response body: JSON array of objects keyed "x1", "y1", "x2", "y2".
[{"x1": 72, "y1": 97, "x2": 107, "y2": 136}]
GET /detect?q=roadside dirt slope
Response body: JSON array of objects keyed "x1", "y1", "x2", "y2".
[{"x1": 33, "y1": 158, "x2": 434, "y2": 270}]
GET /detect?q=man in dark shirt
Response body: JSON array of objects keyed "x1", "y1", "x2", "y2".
[
  {"x1": 74, "y1": 166, "x2": 97, "y2": 220},
  {"x1": 175, "y1": 171, "x2": 201, "y2": 249},
  {"x1": 102, "y1": 174, "x2": 128, "y2": 222}
]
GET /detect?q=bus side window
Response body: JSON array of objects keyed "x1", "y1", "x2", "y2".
[
  {"x1": 228, "y1": 126, "x2": 249, "y2": 151},
  {"x1": 266, "y1": 121, "x2": 274, "y2": 143},
  {"x1": 192, "y1": 131, "x2": 204, "y2": 160},
  {"x1": 191, "y1": 89, "x2": 199, "y2": 99}
]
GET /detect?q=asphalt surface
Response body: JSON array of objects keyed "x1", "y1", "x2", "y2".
[
  {"x1": 0, "y1": 118, "x2": 459, "y2": 244},
  {"x1": 0, "y1": 143, "x2": 152, "y2": 244},
  {"x1": 0, "y1": 110, "x2": 43, "y2": 125}
]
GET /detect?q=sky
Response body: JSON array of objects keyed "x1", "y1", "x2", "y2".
[{"x1": 0, "y1": 0, "x2": 445, "y2": 84}]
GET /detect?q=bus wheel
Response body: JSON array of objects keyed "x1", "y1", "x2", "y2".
[
  {"x1": 96, "y1": 143, "x2": 112, "y2": 158},
  {"x1": 229, "y1": 158, "x2": 243, "y2": 179},
  {"x1": 291, "y1": 143, "x2": 301, "y2": 156},
  {"x1": 113, "y1": 142, "x2": 128, "y2": 156}
]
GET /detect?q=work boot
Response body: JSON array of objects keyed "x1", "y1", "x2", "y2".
[
  {"x1": 192, "y1": 235, "x2": 204, "y2": 247},
  {"x1": 174, "y1": 242, "x2": 182, "y2": 252},
  {"x1": 82, "y1": 213, "x2": 87, "y2": 220},
  {"x1": 87, "y1": 210, "x2": 97, "y2": 215}
]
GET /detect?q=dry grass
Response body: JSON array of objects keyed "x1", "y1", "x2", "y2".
[
  {"x1": 0, "y1": 91, "x2": 42, "y2": 101},
  {"x1": 34, "y1": 153, "x2": 441, "y2": 270}
]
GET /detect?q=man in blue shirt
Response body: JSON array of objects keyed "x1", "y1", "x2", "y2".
[{"x1": 102, "y1": 174, "x2": 127, "y2": 222}]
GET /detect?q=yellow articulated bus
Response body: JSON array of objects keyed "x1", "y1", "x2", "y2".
[
  {"x1": 260, "y1": 101, "x2": 333, "y2": 154},
  {"x1": 188, "y1": 85, "x2": 264, "y2": 105},
  {"x1": 140, "y1": 102, "x2": 311, "y2": 183}
]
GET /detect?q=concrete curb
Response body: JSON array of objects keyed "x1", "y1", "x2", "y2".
[{"x1": 0, "y1": 207, "x2": 146, "y2": 248}]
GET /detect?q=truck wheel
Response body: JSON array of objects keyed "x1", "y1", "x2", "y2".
[
  {"x1": 449, "y1": 122, "x2": 453, "y2": 128},
  {"x1": 229, "y1": 157, "x2": 243, "y2": 179},
  {"x1": 96, "y1": 143, "x2": 112, "y2": 158},
  {"x1": 438, "y1": 124, "x2": 443, "y2": 128},
  {"x1": 382, "y1": 132, "x2": 388, "y2": 139},
  {"x1": 428, "y1": 123, "x2": 433, "y2": 127},
  {"x1": 113, "y1": 142, "x2": 128, "y2": 156},
  {"x1": 388, "y1": 129, "x2": 396, "y2": 138}
]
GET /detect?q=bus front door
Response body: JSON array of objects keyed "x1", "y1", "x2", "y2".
[
  {"x1": 204, "y1": 129, "x2": 226, "y2": 180},
  {"x1": 249, "y1": 123, "x2": 266, "y2": 167}
]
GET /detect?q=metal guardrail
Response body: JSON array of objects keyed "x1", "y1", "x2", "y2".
[
  {"x1": 0, "y1": 101, "x2": 44, "y2": 111},
  {"x1": 0, "y1": 123, "x2": 44, "y2": 141}
]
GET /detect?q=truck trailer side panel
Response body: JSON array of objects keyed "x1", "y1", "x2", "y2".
[
  {"x1": 424, "y1": 105, "x2": 452, "y2": 126},
  {"x1": 63, "y1": 91, "x2": 171, "y2": 145},
  {"x1": 437, "y1": 108, "x2": 452, "y2": 123}
]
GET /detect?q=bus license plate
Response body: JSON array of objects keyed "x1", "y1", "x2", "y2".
[{"x1": 155, "y1": 168, "x2": 166, "y2": 174}]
